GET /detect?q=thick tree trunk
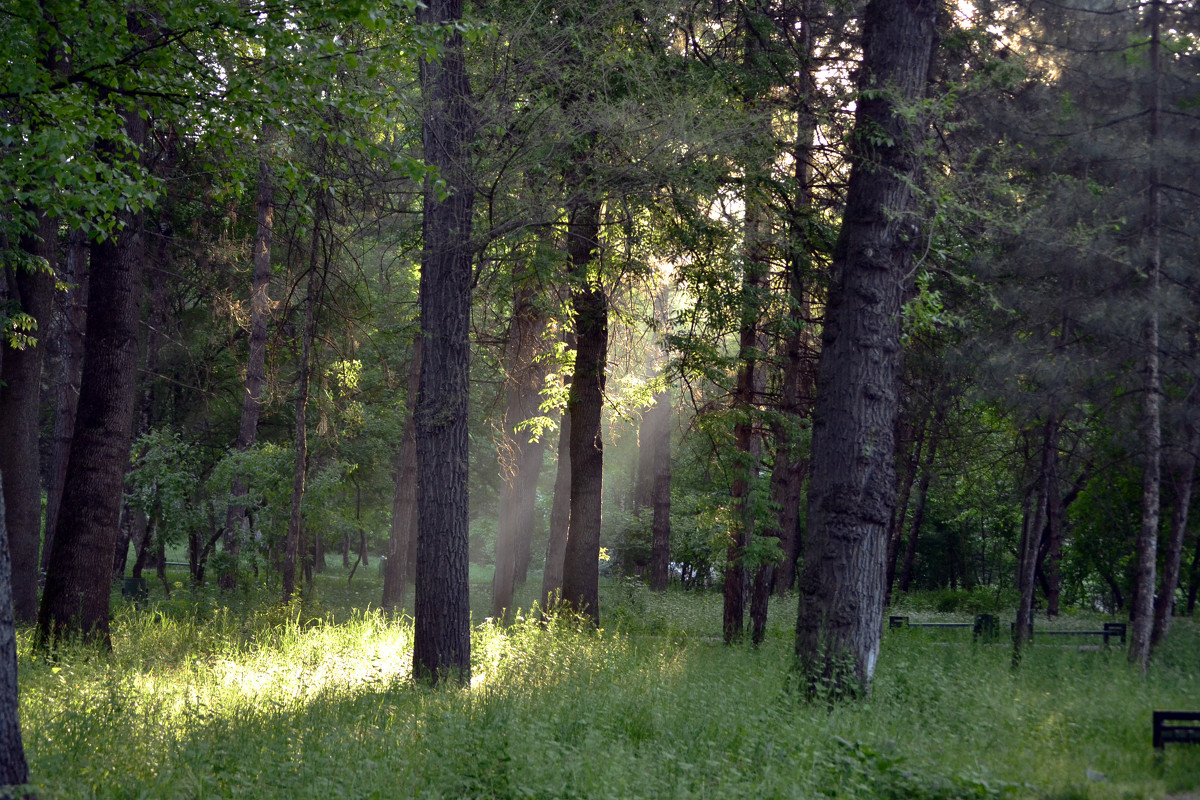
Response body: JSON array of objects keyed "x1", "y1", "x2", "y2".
[
  {"x1": 794, "y1": 0, "x2": 936, "y2": 696},
  {"x1": 0, "y1": 479, "x2": 31, "y2": 793},
  {"x1": 541, "y1": 406, "x2": 572, "y2": 608},
  {"x1": 560, "y1": 198, "x2": 606, "y2": 624},
  {"x1": 1, "y1": 211, "x2": 56, "y2": 623},
  {"x1": 38, "y1": 107, "x2": 147, "y2": 648},
  {"x1": 412, "y1": 0, "x2": 475, "y2": 684},
  {"x1": 222, "y1": 146, "x2": 274, "y2": 590},
  {"x1": 382, "y1": 338, "x2": 421, "y2": 610},
  {"x1": 1130, "y1": 0, "x2": 1163, "y2": 673},
  {"x1": 43, "y1": 230, "x2": 89, "y2": 577}
]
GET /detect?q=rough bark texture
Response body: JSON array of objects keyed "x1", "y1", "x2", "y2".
[
  {"x1": 1, "y1": 211, "x2": 56, "y2": 623},
  {"x1": 382, "y1": 338, "x2": 421, "y2": 610},
  {"x1": 412, "y1": 0, "x2": 474, "y2": 684},
  {"x1": 222, "y1": 148, "x2": 274, "y2": 590},
  {"x1": 38, "y1": 108, "x2": 147, "y2": 648},
  {"x1": 794, "y1": 0, "x2": 935, "y2": 696},
  {"x1": 0, "y1": 479, "x2": 32, "y2": 793},
  {"x1": 42, "y1": 230, "x2": 88, "y2": 577},
  {"x1": 560, "y1": 198, "x2": 606, "y2": 624}
]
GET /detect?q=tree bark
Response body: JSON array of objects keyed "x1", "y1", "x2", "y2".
[
  {"x1": 541, "y1": 405, "x2": 572, "y2": 609},
  {"x1": 0, "y1": 478, "x2": 32, "y2": 794},
  {"x1": 412, "y1": 0, "x2": 475, "y2": 684},
  {"x1": 1130, "y1": 0, "x2": 1163, "y2": 673},
  {"x1": 1, "y1": 211, "x2": 56, "y2": 623},
  {"x1": 794, "y1": 0, "x2": 936, "y2": 696},
  {"x1": 38, "y1": 105, "x2": 147, "y2": 648},
  {"x1": 382, "y1": 338, "x2": 421, "y2": 610},
  {"x1": 42, "y1": 230, "x2": 88, "y2": 578},
  {"x1": 560, "y1": 197, "x2": 606, "y2": 624}
]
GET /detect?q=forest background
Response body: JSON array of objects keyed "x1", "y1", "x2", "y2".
[{"x1": 1, "y1": 0, "x2": 1199, "y2": 795}]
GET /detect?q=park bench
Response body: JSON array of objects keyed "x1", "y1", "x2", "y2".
[
  {"x1": 1008, "y1": 621, "x2": 1126, "y2": 645},
  {"x1": 1153, "y1": 711, "x2": 1200, "y2": 749}
]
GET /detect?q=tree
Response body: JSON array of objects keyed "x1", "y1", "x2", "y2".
[
  {"x1": 412, "y1": 0, "x2": 475, "y2": 684},
  {"x1": 0, "y1": 476, "x2": 31, "y2": 796},
  {"x1": 794, "y1": 0, "x2": 937, "y2": 696}
]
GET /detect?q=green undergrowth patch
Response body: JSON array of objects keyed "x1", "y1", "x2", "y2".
[{"x1": 18, "y1": 584, "x2": 1200, "y2": 799}]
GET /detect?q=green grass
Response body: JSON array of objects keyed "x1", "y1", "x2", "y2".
[{"x1": 17, "y1": 577, "x2": 1200, "y2": 799}]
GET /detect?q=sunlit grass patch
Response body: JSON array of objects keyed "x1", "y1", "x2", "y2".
[{"x1": 17, "y1": 584, "x2": 1200, "y2": 799}]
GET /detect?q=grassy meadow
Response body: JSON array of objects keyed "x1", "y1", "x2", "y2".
[{"x1": 17, "y1": 568, "x2": 1200, "y2": 799}]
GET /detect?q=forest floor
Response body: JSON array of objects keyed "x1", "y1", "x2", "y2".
[{"x1": 17, "y1": 566, "x2": 1200, "y2": 799}]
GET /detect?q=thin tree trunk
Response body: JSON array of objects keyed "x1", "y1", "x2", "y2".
[
  {"x1": 282, "y1": 206, "x2": 323, "y2": 602},
  {"x1": 1130, "y1": 0, "x2": 1163, "y2": 673},
  {"x1": 412, "y1": 0, "x2": 474, "y2": 684},
  {"x1": 383, "y1": 338, "x2": 421, "y2": 610},
  {"x1": 222, "y1": 143, "x2": 274, "y2": 590},
  {"x1": 1, "y1": 211, "x2": 56, "y2": 623},
  {"x1": 648, "y1": 390, "x2": 672, "y2": 592},
  {"x1": 886, "y1": 413, "x2": 924, "y2": 600},
  {"x1": 794, "y1": 0, "x2": 936, "y2": 696},
  {"x1": 38, "y1": 103, "x2": 147, "y2": 648},
  {"x1": 1152, "y1": 423, "x2": 1197, "y2": 648},
  {"x1": 1014, "y1": 417, "x2": 1058, "y2": 662},
  {"x1": 897, "y1": 403, "x2": 946, "y2": 593},
  {"x1": 560, "y1": 197, "x2": 606, "y2": 624},
  {"x1": 493, "y1": 270, "x2": 550, "y2": 619},
  {"x1": 541, "y1": 406, "x2": 572, "y2": 608}
]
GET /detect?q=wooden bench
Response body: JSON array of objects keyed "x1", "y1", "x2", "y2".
[
  {"x1": 1009, "y1": 621, "x2": 1126, "y2": 645},
  {"x1": 1153, "y1": 711, "x2": 1200, "y2": 749}
]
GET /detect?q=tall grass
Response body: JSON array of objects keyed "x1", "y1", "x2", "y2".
[{"x1": 17, "y1": 578, "x2": 1200, "y2": 799}]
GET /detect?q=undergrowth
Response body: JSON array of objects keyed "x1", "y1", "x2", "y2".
[{"x1": 17, "y1": 577, "x2": 1200, "y2": 799}]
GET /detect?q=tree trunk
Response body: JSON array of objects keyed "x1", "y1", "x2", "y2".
[
  {"x1": 282, "y1": 193, "x2": 324, "y2": 602},
  {"x1": 222, "y1": 143, "x2": 274, "y2": 590},
  {"x1": 560, "y1": 197, "x2": 606, "y2": 624},
  {"x1": 42, "y1": 230, "x2": 89, "y2": 578},
  {"x1": 541, "y1": 405, "x2": 572, "y2": 609},
  {"x1": 1152, "y1": 428, "x2": 1197, "y2": 648},
  {"x1": 38, "y1": 105, "x2": 147, "y2": 648},
  {"x1": 794, "y1": 0, "x2": 936, "y2": 696},
  {"x1": 493, "y1": 269, "x2": 550, "y2": 619},
  {"x1": 897, "y1": 403, "x2": 946, "y2": 593},
  {"x1": 648, "y1": 390, "x2": 672, "y2": 592},
  {"x1": 1, "y1": 211, "x2": 56, "y2": 623},
  {"x1": 0, "y1": 478, "x2": 31, "y2": 793},
  {"x1": 412, "y1": 0, "x2": 475, "y2": 685},
  {"x1": 886, "y1": 413, "x2": 924, "y2": 600},
  {"x1": 1014, "y1": 417, "x2": 1058, "y2": 661},
  {"x1": 1130, "y1": 0, "x2": 1163, "y2": 673},
  {"x1": 382, "y1": 338, "x2": 421, "y2": 610}
]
